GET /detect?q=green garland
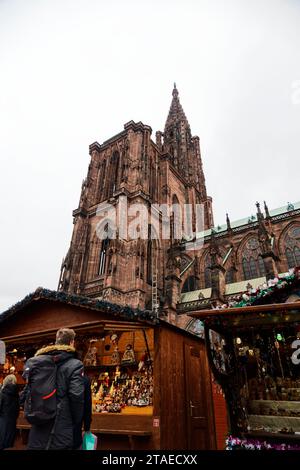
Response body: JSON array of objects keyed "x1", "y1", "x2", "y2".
[
  {"x1": 0, "y1": 288, "x2": 158, "y2": 325},
  {"x1": 227, "y1": 269, "x2": 300, "y2": 308}
]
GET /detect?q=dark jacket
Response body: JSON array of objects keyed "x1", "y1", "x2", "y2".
[
  {"x1": 26, "y1": 344, "x2": 84, "y2": 450},
  {"x1": 0, "y1": 382, "x2": 20, "y2": 450},
  {"x1": 73, "y1": 375, "x2": 92, "y2": 449}
]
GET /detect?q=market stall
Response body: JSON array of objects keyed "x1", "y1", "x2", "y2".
[
  {"x1": 189, "y1": 269, "x2": 300, "y2": 449},
  {"x1": 0, "y1": 288, "x2": 216, "y2": 450}
]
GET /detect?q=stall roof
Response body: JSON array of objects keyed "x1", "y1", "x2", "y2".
[
  {"x1": 0, "y1": 288, "x2": 205, "y2": 343},
  {"x1": 0, "y1": 287, "x2": 158, "y2": 326},
  {"x1": 189, "y1": 301, "x2": 300, "y2": 320},
  {"x1": 189, "y1": 301, "x2": 300, "y2": 330}
]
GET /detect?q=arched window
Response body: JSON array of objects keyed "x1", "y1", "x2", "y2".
[
  {"x1": 286, "y1": 247, "x2": 300, "y2": 268},
  {"x1": 283, "y1": 225, "x2": 300, "y2": 269},
  {"x1": 241, "y1": 237, "x2": 266, "y2": 280},
  {"x1": 171, "y1": 194, "x2": 182, "y2": 241},
  {"x1": 98, "y1": 237, "x2": 110, "y2": 276},
  {"x1": 258, "y1": 256, "x2": 266, "y2": 276},
  {"x1": 295, "y1": 247, "x2": 300, "y2": 266},
  {"x1": 182, "y1": 275, "x2": 197, "y2": 293},
  {"x1": 203, "y1": 253, "x2": 212, "y2": 288},
  {"x1": 107, "y1": 151, "x2": 120, "y2": 198},
  {"x1": 97, "y1": 159, "x2": 107, "y2": 202},
  {"x1": 242, "y1": 258, "x2": 251, "y2": 280},
  {"x1": 286, "y1": 248, "x2": 294, "y2": 269},
  {"x1": 249, "y1": 257, "x2": 258, "y2": 278},
  {"x1": 98, "y1": 223, "x2": 111, "y2": 276}
]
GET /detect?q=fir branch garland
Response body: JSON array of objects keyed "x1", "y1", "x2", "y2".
[{"x1": 0, "y1": 288, "x2": 158, "y2": 325}]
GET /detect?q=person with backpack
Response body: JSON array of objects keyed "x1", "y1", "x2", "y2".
[
  {"x1": 0, "y1": 374, "x2": 20, "y2": 450},
  {"x1": 23, "y1": 328, "x2": 84, "y2": 450}
]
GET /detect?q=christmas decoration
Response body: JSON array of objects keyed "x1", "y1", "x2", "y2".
[
  {"x1": 212, "y1": 268, "x2": 300, "y2": 309},
  {"x1": 226, "y1": 435, "x2": 300, "y2": 451},
  {"x1": 91, "y1": 366, "x2": 153, "y2": 413}
]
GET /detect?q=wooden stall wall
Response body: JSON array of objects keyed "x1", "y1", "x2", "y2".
[
  {"x1": 154, "y1": 324, "x2": 216, "y2": 450},
  {"x1": 0, "y1": 300, "x2": 105, "y2": 339},
  {"x1": 211, "y1": 381, "x2": 228, "y2": 450}
]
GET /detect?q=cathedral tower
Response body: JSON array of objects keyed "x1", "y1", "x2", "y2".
[{"x1": 58, "y1": 86, "x2": 213, "y2": 313}]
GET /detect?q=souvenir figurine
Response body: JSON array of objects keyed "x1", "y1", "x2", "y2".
[
  {"x1": 110, "y1": 333, "x2": 118, "y2": 345},
  {"x1": 111, "y1": 346, "x2": 120, "y2": 366},
  {"x1": 84, "y1": 340, "x2": 98, "y2": 366},
  {"x1": 121, "y1": 344, "x2": 135, "y2": 365},
  {"x1": 103, "y1": 372, "x2": 110, "y2": 389}
]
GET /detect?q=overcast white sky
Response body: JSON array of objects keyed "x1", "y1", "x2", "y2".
[{"x1": 0, "y1": 0, "x2": 299, "y2": 312}]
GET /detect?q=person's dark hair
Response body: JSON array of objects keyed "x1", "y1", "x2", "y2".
[{"x1": 56, "y1": 328, "x2": 76, "y2": 346}]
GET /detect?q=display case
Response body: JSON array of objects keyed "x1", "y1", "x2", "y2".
[
  {"x1": 79, "y1": 328, "x2": 154, "y2": 415},
  {"x1": 234, "y1": 325, "x2": 300, "y2": 436},
  {"x1": 190, "y1": 300, "x2": 300, "y2": 444}
]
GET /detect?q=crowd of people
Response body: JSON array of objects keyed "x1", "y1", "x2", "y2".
[{"x1": 0, "y1": 328, "x2": 92, "y2": 450}]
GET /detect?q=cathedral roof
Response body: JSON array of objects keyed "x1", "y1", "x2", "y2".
[{"x1": 191, "y1": 200, "x2": 300, "y2": 241}]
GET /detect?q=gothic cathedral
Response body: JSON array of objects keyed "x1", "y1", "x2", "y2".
[{"x1": 59, "y1": 85, "x2": 300, "y2": 326}]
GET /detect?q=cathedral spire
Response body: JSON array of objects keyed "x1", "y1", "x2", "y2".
[
  {"x1": 164, "y1": 83, "x2": 189, "y2": 133},
  {"x1": 163, "y1": 84, "x2": 192, "y2": 180},
  {"x1": 161, "y1": 84, "x2": 214, "y2": 229}
]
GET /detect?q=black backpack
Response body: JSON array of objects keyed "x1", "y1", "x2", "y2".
[{"x1": 23, "y1": 355, "x2": 58, "y2": 425}]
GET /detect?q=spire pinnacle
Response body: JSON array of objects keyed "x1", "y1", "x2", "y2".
[
  {"x1": 226, "y1": 213, "x2": 231, "y2": 231},
  {"x1": 264, "y1": 201, "x2": 270, "y2": 219},
  {"x1": 256, "y1": 201, "x2": 264, "y2": 222},
  {"x1": 172, "y1": 82, "x2": 178, "y2": 97}
]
